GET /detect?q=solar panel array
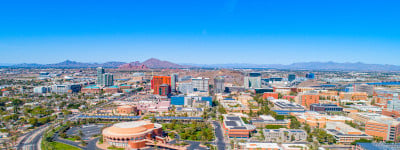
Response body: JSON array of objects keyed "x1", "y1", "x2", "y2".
[
  {"x1": 226, "y1": 116, "x2": 241, "y2": 121},
  {"x1": 225, "y1": 121, "x2": 238, "y2": 126}
]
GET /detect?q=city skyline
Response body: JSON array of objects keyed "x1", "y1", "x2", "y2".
[{"x1": 1, "y1": 0, "x2": 400, "y2": 65}]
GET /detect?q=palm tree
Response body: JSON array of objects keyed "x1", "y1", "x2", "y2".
[
  {"x1": 78, "y1": 129, "x2": 84, "y2": 137},
  {"x1": 11, "y1": 135, "x2": 18, "y2": 146},
  {"x1": 79, "y1": 140, "x2": 87, "y2": 146}
]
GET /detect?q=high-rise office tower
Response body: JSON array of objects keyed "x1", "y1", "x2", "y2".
[
  {"x1": 171, "y1": 73, "x2": 178, "y2": 92},
  {"x1": 214, "y1": 76, "x2": 225, "y2": 93},
  {"x1": 97, "y1": 67, "x2": 105, "y2": 86},
  {"x1": 159, "y1": 84, "x2": 171, "y2": 96},
  {"x1": 151, "y1": 76, "x2": 171, "y2": 95},
  {"x1": 244, "y1": 72, "x2": 262, "y2": 89},
  {"x1": 192, "y1": 77, "x2": 209, "y2": 92},
  {"x1": 97, "y1": 67, "x2": 114, "y2": 87},
  {"x1": 103, "y1": 73, "x2": 114, "y2": 87},
  {"x1": 178, "y1": 83, "x2": 194, "y2": 94},
  {"x1": 288, "y1": 74, "x2": 296, "y2": 82}
]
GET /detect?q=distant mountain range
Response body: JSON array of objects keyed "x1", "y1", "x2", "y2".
[
  {"x1": 4, "y1": 59, "x2": 400, "y2": 71},
  {"x1": 7, "y1": 58, "x2": 186, "y2": 69},
  {"x1": 183, "y1": 61, "x2": 400, "y2": 71},
  {"x1": 9, "y1": 60, "x2": 127, "y2": 68}
]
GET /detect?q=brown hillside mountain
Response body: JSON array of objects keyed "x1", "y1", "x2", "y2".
[
  {"x1": 118, "y1": 61, "x2": 149, "y2": 70},
  {"x1": 118, "y1": 58, "x2": 186, "y2": 69},
  {"x1": 141, "y1": 58, "x2": 184, "y2": 68}
]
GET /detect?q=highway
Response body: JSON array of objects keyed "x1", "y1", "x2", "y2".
[
  {"x1": 17, "y1": 114, "x2": 81, "y2": 150},
  {"x1": 18, "y1": 125, "x2": 49, "y2": 150}
]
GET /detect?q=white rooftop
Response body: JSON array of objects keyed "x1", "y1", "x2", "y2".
[
  {"x1": 244, "y1": 143, "x2": 280, "y2": 149},
  {"x1": 114, "y1": 121, "x2": 149, "y2": 128}
]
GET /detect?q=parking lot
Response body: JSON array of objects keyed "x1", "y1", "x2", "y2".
[{"x1": 66, "y1": 124, "x2": 104, "y2": 140}]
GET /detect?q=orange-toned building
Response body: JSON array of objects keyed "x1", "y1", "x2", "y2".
[
  {"x1": 325, "y1": 122, "x2": 372, "y2": 144},
  {"x1": 103, "y1": 86, "x2": 120, "y2": 94},
  {"x1": 382, "y1": 109, "x2": 400, "y2": 118},
  {"x1": 373, "y1": 90, "x2": 395, "y2": 104},
  {"x1": 81, "y1": 85, "x2": 101, "y2": 94},
  {"x1": 297, "y1": 94, "x2": 319, "y2": 109},
  {"x1": 263, "y1": 92, "x2": 279, "y2": 99},
  {"x1": 343, "y1": 108, "x2": 358, "y2": 113},
  {"x1": 222, "y1": 114, "x2": 256, "y2": 138},
  {"x1": 117, "y1": 105, "x2": 137, "y2": 114},
  {"x1": 365, "y1": 118, "x2": 400, "y2": 141},
  {"x1": 339, "y1": 92, "x2": 368, "y2": 101},
  {"x1": 291, "y1": 111, "x2": 353, "y2": 128},
  {"x1": 102, "y1": 120, "x2": 163, "y2": 149},
  {"x1": 319, "y1": 91, "x2": 338, "y2": 100},
  {"x1": 151, "y1": 76, "x2": 171, "y2": 95}
]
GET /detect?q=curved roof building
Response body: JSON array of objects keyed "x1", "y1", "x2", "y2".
[{"x1": 102, "y1": 120, "x2": 162, "y2": 149}]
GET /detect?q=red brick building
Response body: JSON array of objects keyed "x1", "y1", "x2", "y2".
[
  {"x1": 151, "y1": 76, "x2": 171, "y2": 95},
  {"x1": 263, "y1": 92, "x2": 279, "y2": 99},
  {"x1": 298, "y1": 94, "x2": 320, "y2": 109}
]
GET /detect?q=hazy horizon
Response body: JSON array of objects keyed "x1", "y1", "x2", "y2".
[{"x1": 2, "y1": 58, "x2": 400, "y2": 66}]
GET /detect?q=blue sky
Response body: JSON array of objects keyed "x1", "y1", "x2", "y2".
[{"x1": 1, "y1": 0, "x2": 400, "y2": 65}]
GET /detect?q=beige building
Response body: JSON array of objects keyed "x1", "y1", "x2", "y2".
[
  {"x1": 263, "y1": 128, "x2": 307, "y2": 143},
  {"x1": 325, "y1": 122, "x2": 372, "y2": 145}
]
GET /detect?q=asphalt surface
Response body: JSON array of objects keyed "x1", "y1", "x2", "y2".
[
  {"x1": 17, "y1": 125, "x2": 49, "y2": 150},
  {"x1": 185, "y1": 141, "x2": 208, "y2": 150},
  {"x1": 86, "y1": 137, "x2": 99, "y2": 150},
  {"x1": 212, "y1": 121, "x2": 226, "y2": 150},
  {"x1": 17, "y1": 128, "x2": 40, "y2": 150},
  {"x1": 66, "y1": 124, "x2": 104, "y2": 141},
  {"x1": 54, "y1": 124, "x2": 104, "y2": 150}
]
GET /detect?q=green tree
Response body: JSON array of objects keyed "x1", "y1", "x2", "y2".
[
  {"x1": 80, "y1": 140, "x2": 87, "y2": 146},
  {"x1": 278, "y1": 93, "x2": 283, "y2": 99},
  {"x1": 78, "y1": 130, "x2": 84, "y2": 137},
  {"x1": 291, "y1": 134, "x2": 295, "y2": 141},
  {"x1": 151, "y1": 116, "x2": 157, "y2": 123},
  {"x1": 28, "y1": 118, "x2": 38, "y2": 126},
  {"x1": 259, "y1": 129, "x2": 265, "y2": 140},
  {"x1": 289, "y1": 116, "x2": 301, "y2": 129},
  {"x1": 168, "y1": 132, "x2": 175, "y2": 139},
  {"x1": 351, "y1": 139, "x2": 372, "y2": 145}
]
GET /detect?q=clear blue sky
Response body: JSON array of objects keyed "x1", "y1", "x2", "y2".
[{"x1": 1, "y1": 0, "x2": 400, "y2": 65}]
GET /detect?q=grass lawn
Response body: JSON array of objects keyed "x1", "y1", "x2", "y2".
[
  {"x1": 65, "y1": 137, "x2": 76, "y2": 141},
  {"x1": 49, "y1": 142, "x2": 81, "y2": 150},
  {"x1": 107, "y1": 147, "x2": 124, "y2": 150}
]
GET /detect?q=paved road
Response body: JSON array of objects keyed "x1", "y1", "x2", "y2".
[
  {"x1": 18, "y1": 125, "x2": 49, "y2": 150},
  {"x1": 52, "y1": 123, "x2": 105, "y2": 150},
  {"x1": 17, "y1": 127, "x2": 42, "y2": 150},
  {"x1": 86, "y1": 137, "x2": 100, "y2": 150},
  {"x1": 212, "y1": 121, "x2": 226, "y2": 150},
  {"x1": 53, "y1": 132, "x2": 84, "y2": 149},
  {"x1": 185, "y1": 141, "x2": 208, "y2": 150}
]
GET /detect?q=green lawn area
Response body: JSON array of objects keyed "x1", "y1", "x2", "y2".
[
  {"x1": 48, "y1": 142, "x2": 81, "y2": 150},
  {"x1": 65, "y1": 137, "x2": 76, "y2": 141},
  {"x1": 107, "y1": 147, "x2": 124, "y2": 150}
]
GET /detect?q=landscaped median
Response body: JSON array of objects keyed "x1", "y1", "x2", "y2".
[
  {"x1": 46, "y1": 142, "x2": 81, "y2": 150},
  {"x1": 41, "y1": 124, "x2": 82, "y2": 150}
]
